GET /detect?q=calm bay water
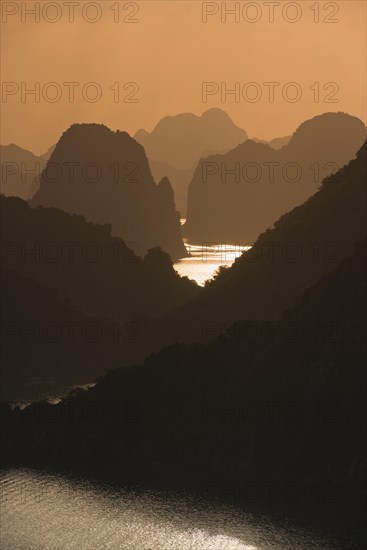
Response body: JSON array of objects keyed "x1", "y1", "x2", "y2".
[
  {"x1": 174, "y1": 241, "x2": 247, "y2": 286},
  {"x1": 174, "y1": 221, "x2": 249, "y2": 286},
  {"x1": 0, "y1": 468, "x2": 358, "y2": 550}
]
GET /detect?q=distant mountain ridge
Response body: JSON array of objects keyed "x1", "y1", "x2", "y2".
[
  {"x1": 252, "y1": 135, "x2": 291, "y2": 149},
  {"x1": 0, "y1": 144, "x2": 46, "y2": 200},
  {"x1": 134, "y1": 108, "x2": 247, "y2": 169},
  {"x1": 40, "y1": 144, "x2": 56, "y2": 160}
]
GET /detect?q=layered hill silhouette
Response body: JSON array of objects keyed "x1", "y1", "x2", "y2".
[
  {"x1": 135, "y1": 109, "x2": 248, "y2": 216},
  {"x1": 1, "y1": 140, "x2": 365, "y2": 402},
  {"x1": 151, "y1": 139, "x2": 367, "y2": 347},
  {"x1": 2, "y1": 125, "x2": 366, "y2": 535},
  {"x1": 184, "y1": 112, "x2": 366, "y2": 243},
  {"x1": 31, "y1": 124, "x2": 186, "y2": 260},
  {"x1": 40, "y1": 144, "x2": 56, "y2": 160},
  {"x1": 0, "y1": 144, "x2": 45, "y2": 200},
  {"x1": 253, "y1": 135, "x2": 291, "y2": 149},
  {"x1": 1, "y1": 196, "x2": 198, "y2": 327},
  {"x1": 3, "y1": 237, "x2": 365, "y2": 520}
]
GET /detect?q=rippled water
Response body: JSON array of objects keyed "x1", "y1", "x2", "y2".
[
  {"x1": 0, "y1": 469, "x2": 357, "y2": 550},
  {"x1": 174, "y1": 220, "x2": 251, "y2": 286},
  {"x1": 173, "y1": 220, "x2": 248, "y2": 286}
]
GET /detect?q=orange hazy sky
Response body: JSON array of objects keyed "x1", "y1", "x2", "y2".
[{"x1": 1, "y1": 0, "x2": 366, "y2": 154}]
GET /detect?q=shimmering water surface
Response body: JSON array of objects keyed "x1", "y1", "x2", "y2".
[
  {"x1": 174, "y1": 220, "x2": 251, "y2": 286},
  {"x1": 174, "y1": 221, "x2": 250, "y2": 285},
  {"x1": 174, "y1": 241, "x2": 248, "y2": 286},
  {"x1": 0, "y1": 469, "x2": 358, "y2": 550}
]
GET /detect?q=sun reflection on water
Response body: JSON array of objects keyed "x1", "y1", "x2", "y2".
[
  {"x1": 1, "y1": 468, "x2": 349, "y2": 550},
  {"x1": 174, "y1": 240, "x2": 251, "y2": 286}
]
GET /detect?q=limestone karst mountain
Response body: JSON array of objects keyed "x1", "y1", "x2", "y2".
[
  {"x1": 0, "y1": 144, "x2": 45, "y2": 200},
  {"x1": 134, "y1": 108, "x2": 248, "y2": 170},
  {"x1": 135, "y1": 109, "x2": 248, "y2": 216},
  {"x1": 31, "y1": 124, "x2": 186, "y2": 260},
  {"x1": 184, "y1": 112, "x2": 366, "y2": 243}
]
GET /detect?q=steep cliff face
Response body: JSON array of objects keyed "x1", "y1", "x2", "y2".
[
  {"x1": 148, "y1": 161, "x2": 192, "y2": 216},
  {"x1": 31, "y1": 124, "x2": 186, "y2": 260},
  {"x1": 184, "y1": 112, "x2": 366, "y2": 243}
]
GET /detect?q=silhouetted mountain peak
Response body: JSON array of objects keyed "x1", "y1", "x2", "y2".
[
  {"x1": 134, "y1": 108, "x2": 247, "y2": 169},
  {"x1": 1, "y1": 143, "x2": 42, "y2": 163},
  {"x1": 201, "y1": 107, "x2": 232, "y2": 119},
  {"x1": 54, "y1": 123, "x2": 148, "y2": 172},
  {"x1": 141, "y1": 108, "x2": 245, "y2": 138},
  {"x1": 134, "y1": 128, "x2": 150, "y2": 142},
  {"x1": 2, "y1": 143, "x2": 25, "y2": 153},
  {"x1": 287, "y1": 112, "x2": 366, "y2": 156}
]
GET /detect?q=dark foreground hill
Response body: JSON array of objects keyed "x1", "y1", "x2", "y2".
[
  {"x1": 0, "y1": 268, "x2": 138, "y2": 402},
  {"x1": 31, "y1": 124, "x2": 186, "y2": 260},
  {"x1": 0, "y1": 196, "x2": 198, "y2": 325},
  {"x1": 3, "y1": 237, "x2": 365, "y2": 529},
  {"x1": 0, "y1": 195, "x2": 199, "y2": 401},
  {"x1": 1, "y1": 139, "x2": 365, "y2": 402}
]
